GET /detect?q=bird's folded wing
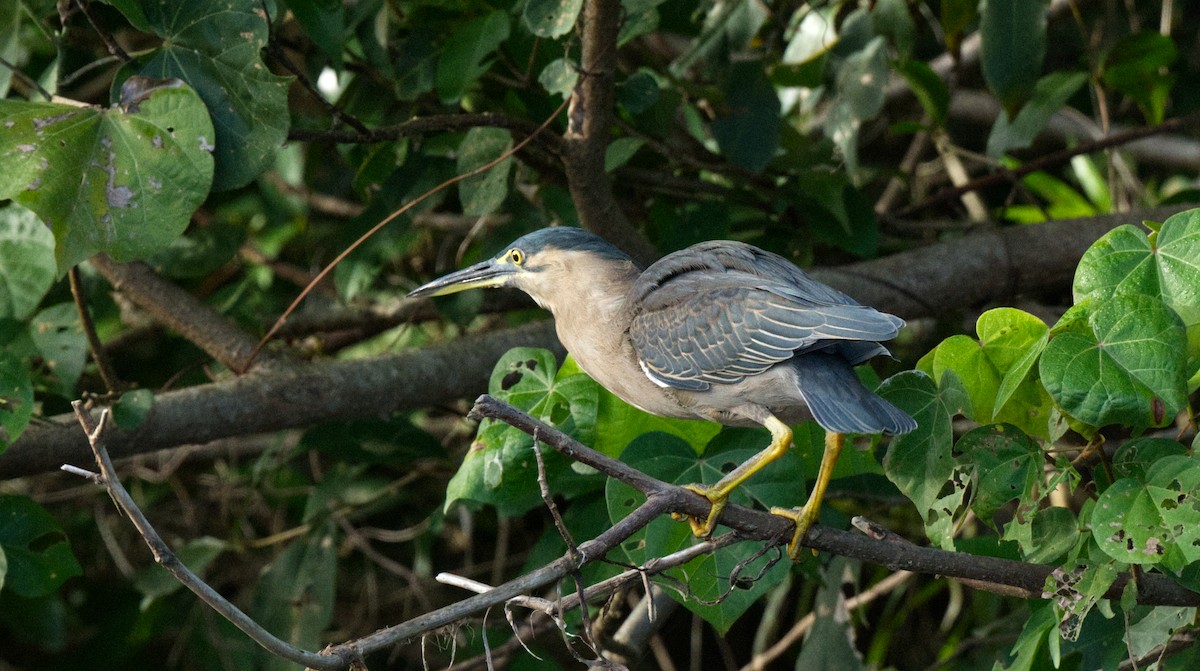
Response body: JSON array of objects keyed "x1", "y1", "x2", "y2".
[{"x1": 629, "y1": 276, "x2": 901, "y2": 392}]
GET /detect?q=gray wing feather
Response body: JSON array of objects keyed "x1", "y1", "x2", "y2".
[{"x1": 629, "y1": 242, "x2": 903, "y2": 391}]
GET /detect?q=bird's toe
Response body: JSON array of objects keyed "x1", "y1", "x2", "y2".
[
  {"x1": 770, "y1": 505, "x2": 820, "y2": 560},
  {"x1": 679, "y1": 483, "x2": 728, "y2": 538}
]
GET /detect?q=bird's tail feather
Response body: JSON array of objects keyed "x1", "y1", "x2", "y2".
[{"x1": 792, "y1": 353, "x2": 916, "y2": 435}]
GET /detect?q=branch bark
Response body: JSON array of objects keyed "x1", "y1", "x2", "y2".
[
  {"x1": 0, "y1": 321, "x2": 560, "y2": 478},
  {"x1": 560, "y1": 0, "x2": 659, "y2": 265}
]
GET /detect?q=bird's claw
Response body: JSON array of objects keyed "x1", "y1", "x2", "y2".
[
  {"x1": 674, "y1": 483, "x2": 728, "y2": 538},
  {"x1": 771, "y1": 505, "x2": 819, "y2": 560}
]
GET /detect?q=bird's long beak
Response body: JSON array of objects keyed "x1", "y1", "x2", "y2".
[{"x1": 407, "y1": 259, "x2": 515, "y2": 298}]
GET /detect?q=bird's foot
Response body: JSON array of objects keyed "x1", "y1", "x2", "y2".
[
  {"x1": 673, "y1": 483, "x2": 728, "y2": 538},
  {"x1": 770, "y1": 504, "x2": 820, "y2": 560}
]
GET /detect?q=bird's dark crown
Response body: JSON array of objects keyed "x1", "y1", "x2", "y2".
[{"x1": 506, "y1": 227, "x2": 630, "y2": 263}]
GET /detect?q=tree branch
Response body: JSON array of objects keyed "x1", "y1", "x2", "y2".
[
  {"x1": 561, "y1": 0, "x2": 658, "y2": 265},
  {"x1": 90, "y1": 255, "x2": 278, "y2": 373},
  {"x1": 0, "y1": 321, "x2": 561, "y2": 478}
]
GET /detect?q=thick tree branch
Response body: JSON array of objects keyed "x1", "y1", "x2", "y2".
[
  {"x1": 561, "y1": 0, "x2": 658, "y2": 265},
  {"x1": 0, "y1": 322, "x2": 560, "y2": 478},
  {"x1": 90, "y1": 255, "x2": 278, "y2": 373}
]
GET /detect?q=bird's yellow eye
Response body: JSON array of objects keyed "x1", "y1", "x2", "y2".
[{"x1": 507, "y1": 248, "x2": 525, "y2": 266}]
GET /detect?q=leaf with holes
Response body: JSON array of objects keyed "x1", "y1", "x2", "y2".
[
  {"x1": 880, "y1": 370, "x2": 969, "y2": 550},
  {"x1": 1092, "y1": 455, "x2": 1200, "y2": 570},
  {"x1": 445, "y1": 348, "x2": 600, "y2": 516},
  {"x1": 109, "y1": 0, "x2": 290, "y2": 191},
  {"x1": 0, "y1": 84, "x2": 214, "y2": 272},
  {"x1": 0, "y1": 495, "x2": 82, "y2": 598}
]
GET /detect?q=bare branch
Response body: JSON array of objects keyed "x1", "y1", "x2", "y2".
[
  {"x1": 67, "y1": 401, "x2": 351, "y2": 671},
  {"x1": 90, "y1": 255, "x2": 276, "y2": 373}
]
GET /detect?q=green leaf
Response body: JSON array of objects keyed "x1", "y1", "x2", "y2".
[
  {"x1": 958, "y1": 425, "x2": 1042, "y2": 536},
  {"x1": 824, "y1": 37, "x2": 888, "y2": 175},
  {"x1": 1125, "y1": 605, "x2": 1195, "y2": 661},
  {"x1": 604, "y1": 137, "x2": 644, "y2": 172},
  {"x1": 251, "y1": 522, "x2": 337, "y2": 671},
  {"x1": 0, "y1": 495, "x2": 82, "y2": 598},
  {"x1": 977, "y1": 309, "x2": 1048, "y2": 397},
  {"x1": 1092, "y1": 455, "x2": 1200, "y2": 569},
  {"x1": 777, "y1": 9, "x2": 836, "y2": 88},
  {"x1": 1067, "y1": 212, "x2": 1200, "y2": 374},
  {"x1": 605, "y1": 433, "x2": 790, "y2": 634},
  {"x1": 1102, "y1": 32, "x2": 1177, "y2": 124},
  {"x1": 617, "y1": 69, "x2": 660, "y2": 115},
  {"x1": 283, "y1": 0, "x2": 345, "y2": 66},
  {"x1": 1111, "y1": 436, "x2": 1188, "y2": 480},
  {"x1": 712, "y1": 60, "x2": 780, "y2": 174},
  {"x1": 987, "y1": 70, "x2": 1088, "y2": 157},
  {"x1": 538, "y1": 58, "x2": 578, "y2": 98},
  {"x1": 523, "y1": 0, "x2": 583, "y2": 39},
  {"x1": 0, "y1": 205, "x2": 56, "y2": 321},
  {"x1": 939, "y1": 0, "x2": 978, "y2": 53},
  {"x1": 880, "y1": 371, "x2": 968, "y2": 549},
  {"x1": 112, "y1": 0, "x2": 291, "y2": 191},
  {"x1": 445, "y1": 348, "x2": 601, "y2": 516},
  {"x1": 0, "y1": 83, "x2": 215, "y2": 272},
  {"x1": 1025, "y1": 506, "x2": 1079, "y2": 564},
  {"x1": 436, "y1": 10, "x2": 510, "y2": 103},
  {"x1": 979, "y1": 0, "x2": 1049, "y2": 114},
  {"x1": 1040, "y1": 294, "x2": 1187, "y2": 429},
  {"x1": 919, "y1": 334, "x2": 1000, "y2": 424},
  {"x1": 800, "y1": 178, "x2": 878, "y2": 258},
  {"x1": 457, "y1": 127, "x2": 513, "y2": 216},
  {"x1": 0, "y1": 349, "x2": 34, "y2": 452},
  {"x1": 112, "y1": 388, "x2": 155, "y2": 429},
  {"x1": 997, "y1": 601, "x2": 1057, "y2": 670},
  {"x1": 28, "y1": 303, "x2": 85, "y2": 399},
  {"x1": 588, "y1": 386, "x2": 719, "y2": 459}
]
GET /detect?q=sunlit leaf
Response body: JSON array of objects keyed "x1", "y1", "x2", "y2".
[{"x1": 0, "y1": 83, "x2": 214, "y2": 271}]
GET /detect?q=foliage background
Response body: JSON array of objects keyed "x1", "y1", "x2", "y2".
[{"x1": 1, "y1": 0, "x2": 1199, "y2": 669}]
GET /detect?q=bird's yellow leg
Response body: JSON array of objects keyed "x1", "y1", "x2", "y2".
[
  {"x1": 679, "y1": 416, "x2": 793, "y2": 537},
  {"x1": 771, "y1": 431, "x2": 845, "y2": 559}
]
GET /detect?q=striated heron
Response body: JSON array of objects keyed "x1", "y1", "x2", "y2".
[{"x1": 409, "y1": 227, "x2": 915, "y2": 557}]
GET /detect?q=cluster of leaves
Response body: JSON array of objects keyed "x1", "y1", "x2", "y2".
[
  {"x1": 0, "y1": 0, "x2": 1199, "y2": 669},
  {"x1": 882, "y1": 210, "x2": 1200, "y2": 668}
]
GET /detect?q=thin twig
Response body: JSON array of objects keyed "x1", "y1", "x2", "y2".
[{"x1": 69, "y1": 266, "x2": 120, "y2": 393}]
